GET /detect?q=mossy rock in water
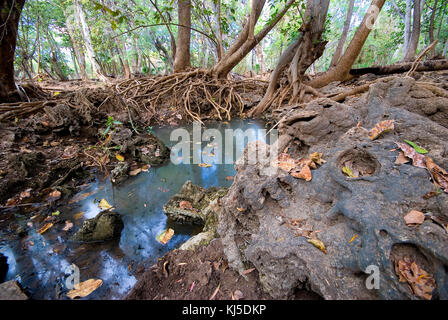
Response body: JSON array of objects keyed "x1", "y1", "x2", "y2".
[
  {"x1": 163, "y1": 180, "x2": 227, "y2": 225},
  {"x1": 70, "y1": 210, "x2": 124, "y2": 243}
]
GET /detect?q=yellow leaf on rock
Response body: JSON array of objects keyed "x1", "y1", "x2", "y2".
[
  {"x1": 342, "y1": 166, "x2": 355, "y2": 178},
  {"x1": 98, "y1": 199, "x2": 113, "y2": 210},
  {"x1": 307, "y1": 239, "x2": 327, "y2": 254},
  {"x1": 67, "y1": 279, "x2": 103, "y2": 299},
  {"x1": 157, "y1": 228, "x2": 174, "y2": 245}
]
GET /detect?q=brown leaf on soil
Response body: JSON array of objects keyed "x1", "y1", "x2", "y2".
[
  {"x1": 179, "y1": 200, "x2": 193, "y2": 210},
  {"x1": 425, "y1": 157, "x2": 448, "y2": 193},
  {"x1": 67, "y1": 279, "x2": 103, "y2": 299},
  {"x1": 394, "y1": 258, "x2": 436, "y2": 300},
  {"x1": 396, "y1": 142, "x2": 426, "y2": 169},
  {"x1": 404, "y1": 210, "x2": 425, "y2": 226},
  {"x1": 291, "y1": 164, "x2": 312, "y2": 181},
  {"x1": 369, "y1": 120, "x2": 395, "y2": 140},
  {"x1": 395, "y1": 151, "x2": 411, "y2": 165}
]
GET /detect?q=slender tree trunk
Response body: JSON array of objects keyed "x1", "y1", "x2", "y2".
[
  {"x1": 403, "y1": 0, "x2": 422, "y2": 61},
  {"x1": 250, "y1": 0, "x2": 330, "y2": 116},
  {"x1": 214, "y1": 0, "x2": 224, "y2": 61},
  {"x1": 404, "y1": 0, "x2": 412, "y2": 55},
  {"x1": 0, "y1": 0, "x2": 26, "y2": 102},
  {"x1": 173, "y1": 0, "x2": 191, "y2": 72},
  {"x1": 64, "y1": 6, "x2": 88, "y2": 80},
  {"x1": 428, "y1": 0, "x2": 439, "y2": 58},
  {"x1": 308, "y1": 0, "x2": 386, "y2": 88},
  {"x1": 73, "y1": 0, "x2": 107, "y2": 81},
  {"x1": 212, "y1": 0, "x2": 294, "y2": 78},
  {"x1": 330, "y1": 0, "x2": 355, "y2": 67},
  {"x1": 45, "y1": 29, "x2": 68, "y2": 81},
  {"x1": 255, "y1": 43, "x2": 266, "y2": 74}
]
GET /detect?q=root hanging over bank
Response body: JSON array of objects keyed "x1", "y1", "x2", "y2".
[{"x1": 114, "y1": 69, "x2": 266, "y2": 123}]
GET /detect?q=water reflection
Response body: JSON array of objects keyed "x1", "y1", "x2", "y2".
[{"x1": 0, "y1": 119, "x2": 268, "y2": 299}]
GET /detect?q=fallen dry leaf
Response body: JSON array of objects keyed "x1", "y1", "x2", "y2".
[
  {"x1": 198, "y1": 163, "x2": 212, "y2": 168},
  {"x1": 291, "y1": 164, "x2": 312, "y2": 181},
  {"x1": 37, "y1": 223, "x2": 53, "y2": 234},
  {"x1": 116, "y1": 154, "x2": 125, "y2": 162},
  {"x1": 67, "y1": 279, "x2": 103, "y2": 299},
  {"x1": 425, "y1": 157, "x2": 448, "y2": 193},
  {"x1": 48, "y1": 190, "x2": 62, "y2": 200},
  {"x1": 369, "y1": 120, "x2": 395, "y2": 140},
  {"x1": 63, "y1": 221, "x2": 73, "y2": 231},
  {"x1": 98, "y1": 199, "x2": 113, "y2": 210},
  {"x1": 395, "y1": 151, "x2": 411, "y2": 165},
  {"x1": 404, "y1": 210, "x2": 425, "y2": 226},
  {"x1": 395, "y1": 258, "x2": 435, "y2": 300},
  {"x1": 307, "y1": 238, "x2": 327, "y2": 254},
  {"x1": 273, "y1": 153, "x2": 297, "y2": 172},
  {"x1": 309, "y1": 152, "x2": 327, "y2": 165},
  {"x1": 396, "y1": 142, "x2": 426, "y2": 169},
  {"x1": 157, "y1": 228, "x2": 174, "y2": 245}
]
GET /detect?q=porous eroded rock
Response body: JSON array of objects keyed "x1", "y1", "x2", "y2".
[
  {"x1": 0, "y1": 281, "x2": 28, "y2": 300},
  {"x1": 218, "y1": 78, "x2": 448, "y2": 300},
  {"x1": 163, "y1": 180, "x2": 227, "y2": 225},
  {"x1": 70, "y1": 210, "x2": 124, "y2": 242},
  {"x1": 164, "y1": 181, "x2": 227, "y2": 251}
]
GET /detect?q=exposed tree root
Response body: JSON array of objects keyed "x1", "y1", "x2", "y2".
[{"x1": 114, "y1": 69, "x2": 266, "y2": 123}]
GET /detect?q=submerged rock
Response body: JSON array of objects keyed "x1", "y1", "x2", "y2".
[
  {"x1": 0, "y1": 253, "x2": 7, "y2": 283},
  {"x1": 0, "y1": 281, "x2": 28, "y2": 300},
  {"x1": 163, "y1": 180, "x2": 227, "y2": 225},
  {"x1": 70, "y1": 210, "x2": 124, "y2": 243},
  {"x1": 218, "y1": 78, "x2": 448, "y2": 300},
  {"x1": 164, "y1": 181, "x2": 227, "y2": 250}
]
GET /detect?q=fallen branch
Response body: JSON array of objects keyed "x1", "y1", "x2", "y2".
[{"x1": 349, "y1": 59, "x2": 448, "y2": 76}]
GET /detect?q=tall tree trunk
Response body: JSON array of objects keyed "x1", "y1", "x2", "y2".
[
  {"x1": 404, "y1": 0, "x2": 412, "y2": 55},
  {"x1": 250, "y1": 0, "x2": 330, "y2": 116},
  {"x1": 45, "y1": 29, "x2": 68, "y2": 81},
  {"x1": 173, "y1": 0, "x2": 191, "y2": 72},
  {"x1": 212, "y1": 0, "x2": 295, "y2": 79},
  {"x1": 64, "y1": 6, "x2": 88, "y2": 80},
  {"x1": 214, "y1": 0, "x2": 224, "y2": 61},
  {"x1": 330, "y1": 0, "x2": 355, "y2": 67},
  {"x1": 428, "y1": 0, "x2": 439, "y2": 58},
  {"x1": 0, "y1": 0, "x2": 26, "y2": 102},
  {"x1": 255, "y1": 43, "x2": 266, "y2": 74},
  {"x1": 73, "y1": 0, "x2": 107, "y2": 81},
  {"x1": 308, "y1": 0, "x2": 386, "y2": 88},
  {"x1": 403, "y1": 0, "x2": 422, "y2": 61},
  {"x1": 443, "y1": 40, "x2": 448, "y2": 57}
]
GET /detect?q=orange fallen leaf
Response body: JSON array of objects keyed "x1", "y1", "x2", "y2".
[
  {"x1": 157, "y1": 228, "x2": 174, "y2": 245},
  {"x1": 116, "y1": 154, "x2": 125, "y2": 162},
  {"x1": 369, "y1": 120, "x2": 395, "y2": 140},
  {"x1": 198, "y1": 163, "x2": 212, "y2": 168},
  {"x1": 395, "y1": 258, "x2": 435, "y2": 300},
  {"x1": 291, "y1": 165, "x2": 312, "y2": 181}
]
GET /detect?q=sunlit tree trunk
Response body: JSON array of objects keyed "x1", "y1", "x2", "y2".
[
  {"x1": 403, "y1": 0, "x2": 422, "y2": 61},
  {"x1": 64, "y1": 6, "x2": 88, "y2": 80},
  {"x1": 330, "y1": 0, "x2": 355, "y2": 67},
  {"x1": 73, "y1": 0, "x2": 107, "y2": 81},
  {"x1": 429, "y1": 0, "x2": 439, "y2": 58},
  {"x1": 308, "y1": 0, "x2": 386, "y2": 88},
  {"x1": 211, "y1": 0, "x2": 295, "y2": 79},
  {"x1": 173, "y1": 0, "x2": 191, "y2": 72},
  {"x1": 0, "y1": 0, "x2": 26, "y2": 102}
]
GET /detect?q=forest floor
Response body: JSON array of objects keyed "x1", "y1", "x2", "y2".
[{"x1": 1, "y1": 69, "x2": 448, "y2": 300}]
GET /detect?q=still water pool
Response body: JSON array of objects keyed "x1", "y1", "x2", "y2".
[{"x1": 0, "y1": 119, "x2": 271, "y2": 299}]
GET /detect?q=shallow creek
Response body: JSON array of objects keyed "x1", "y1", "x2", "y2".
[{"x1": 0, "y1": 119, "x2": 270, "y2": 299}]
